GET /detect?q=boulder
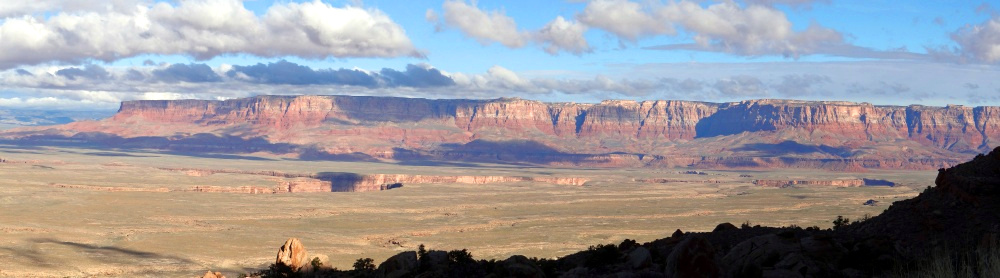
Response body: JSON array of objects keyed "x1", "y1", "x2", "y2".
[
  {"x1": 671, "y1": 229, "x2": 685, "y2": 238},
  {"x1": 377, "y1": 251, "x2": 418, "y2": 278},
  {"x1": 498, "y1": 255, "x2": 545, "y2": 278},
  {"x1": 424, "y1": 250, "x2": 449, "y2": 272},
  {"x1": 722, "y1": 234, "x2": 800, "y2": 277},
  {"x1": 275, "y1": 238, "x2": 312, "y2": 274},
  {"x1": 713, "y1": 222, "x2": 739, "y2": 232},
  {"x1": 665, "y1": 235, "x2": 719, "y2": 278},
  {"x1": 799, "y1": 235, "x2": 846, "y2": 262},
  {"x1": 626, "y1": 247, "x2": 652, "y2": 269}
]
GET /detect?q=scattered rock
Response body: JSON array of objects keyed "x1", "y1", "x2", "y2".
[{"x1": 377, "y1": 251, "x2": 418, "y2": 278}]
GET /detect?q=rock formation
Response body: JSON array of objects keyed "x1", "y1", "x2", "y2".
[
  {"x1": 274, "y1": 238, "x2": 312, "y2": 275},
  {"x1": 6, "y1": 95, "x2": 999, "y2": 170},
  {"x1": 200, "y1": 271, "x2": 226, "y2": 278},
  {"x1": 752, "y1": 178, "x2": 866, "y2": 187}
]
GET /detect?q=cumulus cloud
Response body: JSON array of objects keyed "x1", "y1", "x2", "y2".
[
  {"x1": 440, "y1": 0, "x2": 527, "y2": 48},
  {"x1": 744, "y1": 0, "x2": 830, "y2": 9},
  {"x1": 657, "y1": 1, "x2": 844, "y2": 57},
  {"x1": 574, "y1": 0, "x2": 864, "y2": 58},
  {"x1": 380, "y1": 64, "x2": 456, "y2": 87},
  {"x1": 577, "y1": 0, "x2": 673, "y2": 41},
  {"x1": 0, "y1": 0, "x2": 147, "y2": 17},
  {"x1": 226, "y1": 60, "x2": 455, "y2": 88},
  {"x1": 56, "y1": 65, "x2": 111, "y2": 81},
  {"x1": 152, "y1": 63, "x2": 222, "y2": 83},
  {"x1": 0, "y1": 0, "x2": 420, "y2": 69},
  {"x1": 434, "y1": 1, "x2": 589, "y2": 55},
  {"x1": 713, "y1": 75, "x2": 768, "y2": 97},
  {"x1": 228, "y1": 60, "x2": 378, "y2": 87},
  {"x1": 535, "y1": 16, "x2": 591, "y2": 55},
  {"x1": 948, "y1": 16, "x2": 1000, "y2": 63},
  {"x1": 773, "y1": 74, "x2": 831, "y2": 96}
]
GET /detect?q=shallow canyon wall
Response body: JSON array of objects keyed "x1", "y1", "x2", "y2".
[{"x1": 163, "y1": 168, "x2": 588, "y2": 193}]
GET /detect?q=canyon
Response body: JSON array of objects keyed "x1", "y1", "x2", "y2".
[{"x1": 4, "y1": 95, "x2": 998, "y2": 170}]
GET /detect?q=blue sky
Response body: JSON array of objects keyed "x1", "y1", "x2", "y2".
[{"x1": 0, "y1": 0, "x2": 998, "y2": 110}]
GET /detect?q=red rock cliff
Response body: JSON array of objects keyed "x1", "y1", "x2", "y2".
[{"x1": 31, "y1": 95, "x2": 1000, "y2": 169}]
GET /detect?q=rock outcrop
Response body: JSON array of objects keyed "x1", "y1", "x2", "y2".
[
  {"x1": 752, "y1": 178, "x2": 867, "y2": 187},
  {"x1": 200, "y1": 271, "x2": 226, "y2": 278},
  {"x1": 9, "y1": 95, "x2": 1000, "y2": 170},
  {"x1": 275, "y1": 238, "x2": 312, "y2": 274},
  {"x1": 848, "y1": 145, "x2": 1000, "y2": 256}
]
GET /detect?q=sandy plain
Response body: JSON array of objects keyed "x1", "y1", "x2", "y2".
[{"x1": 0, "y1": 144, "x2": 936, "y2": 277}]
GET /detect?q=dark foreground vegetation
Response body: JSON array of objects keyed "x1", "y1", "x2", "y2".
[{"x1": 220, "y1": 147, "x2": 1000, "y2": 278}]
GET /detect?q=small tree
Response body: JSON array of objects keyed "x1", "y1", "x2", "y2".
[
  {"x1": 448, "y1": 249, "x2": 474, "y2": 264},
  {"x1": 832, "y1": 215, "x2": 850, "y2": 230},
  {"x1": 353, "y1": 257, "x2": 375, "y2": 272}
]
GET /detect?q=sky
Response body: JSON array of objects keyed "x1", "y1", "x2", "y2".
[{"x1": 0, "y1": 0, "x2": 998, "y2": 110}]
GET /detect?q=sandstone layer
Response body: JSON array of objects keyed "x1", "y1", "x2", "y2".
[{"x1": 7, "y1": 95, "x2": 999, "y2": 170}]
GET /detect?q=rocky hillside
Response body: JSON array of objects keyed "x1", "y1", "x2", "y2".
[{"x1": 5, "y1": 95, "x2": 998, "y2": 170}]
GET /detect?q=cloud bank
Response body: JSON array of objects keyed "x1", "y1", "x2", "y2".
[
  {"x1": 2, "y1": 60, "x2": 997, "y2": 110},
  {"x1": 0, "y1": 0, "x2": 420, "y2": 69},
  {"x1": 431, "y1": 0, "x2": 591, "y2": 55}
]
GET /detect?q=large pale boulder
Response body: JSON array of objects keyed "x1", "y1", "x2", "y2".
[
  {"x1": 275, "y1": 238, "x2": 312, "y2": 274},
  {"x1": 201, "y1": 271, "x2": 226, "y2": 278}
]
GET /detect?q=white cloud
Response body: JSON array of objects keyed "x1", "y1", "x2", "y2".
[
  {"x1": 435, "y1": 1, "x2": 589, "y2": 55},
  {"x1": 486, "y1": 65, "x2": 534, "y2": 90},
  {"x1": 950, "y1": 17, "x2": 1000, "y2": 63},
  {"x1": 535, "y1": 16, "x2": 591, "y2": 55},
  {"x1": 658, "y1": 1, "x2": 843, "y2": 57},
  {"x1": 0, "y1": 0, "x2": 148, "y2": 17},
  {"x1": 577, "y1": 0, "x2": 673, "y2": 41},
  {"x1": 0, "y1": 0, "x2": 420, "y2": 69},
  {"x1": 744, "y1": 0, "x2": 830, "y2": 9},
  {"x1": 440, "y1": 0, "x2": 527, "y2": 48}
]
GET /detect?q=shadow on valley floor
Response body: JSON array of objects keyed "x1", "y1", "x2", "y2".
[
  {"x1": 2, "y1": 238, "x2": 193, "y2": 268},
  {"x1": 733, "y1": 140, "x2": 851, "y2": 157},
  {"x1": 2, "y1": 133, "x2": 649, "y2": 168},
  {"x1": 0, "y1": 132, "x2": 290, "y2": 161},
  {"x1": 82, "y1": 151, "x2": 159, "y2": 157}
]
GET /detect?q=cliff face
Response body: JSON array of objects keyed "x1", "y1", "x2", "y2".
[{"x1": 23, "y1": 95, "x2": 1000, "y2": 170}]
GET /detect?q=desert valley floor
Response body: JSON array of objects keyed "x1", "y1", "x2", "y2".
[{"x1": 0, "y1": 144, "x2": 937, "y2": 277}]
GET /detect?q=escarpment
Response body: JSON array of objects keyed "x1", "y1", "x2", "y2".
[{"x1": 12, "y1": 95, "x2": 1000, "y2": 170}]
